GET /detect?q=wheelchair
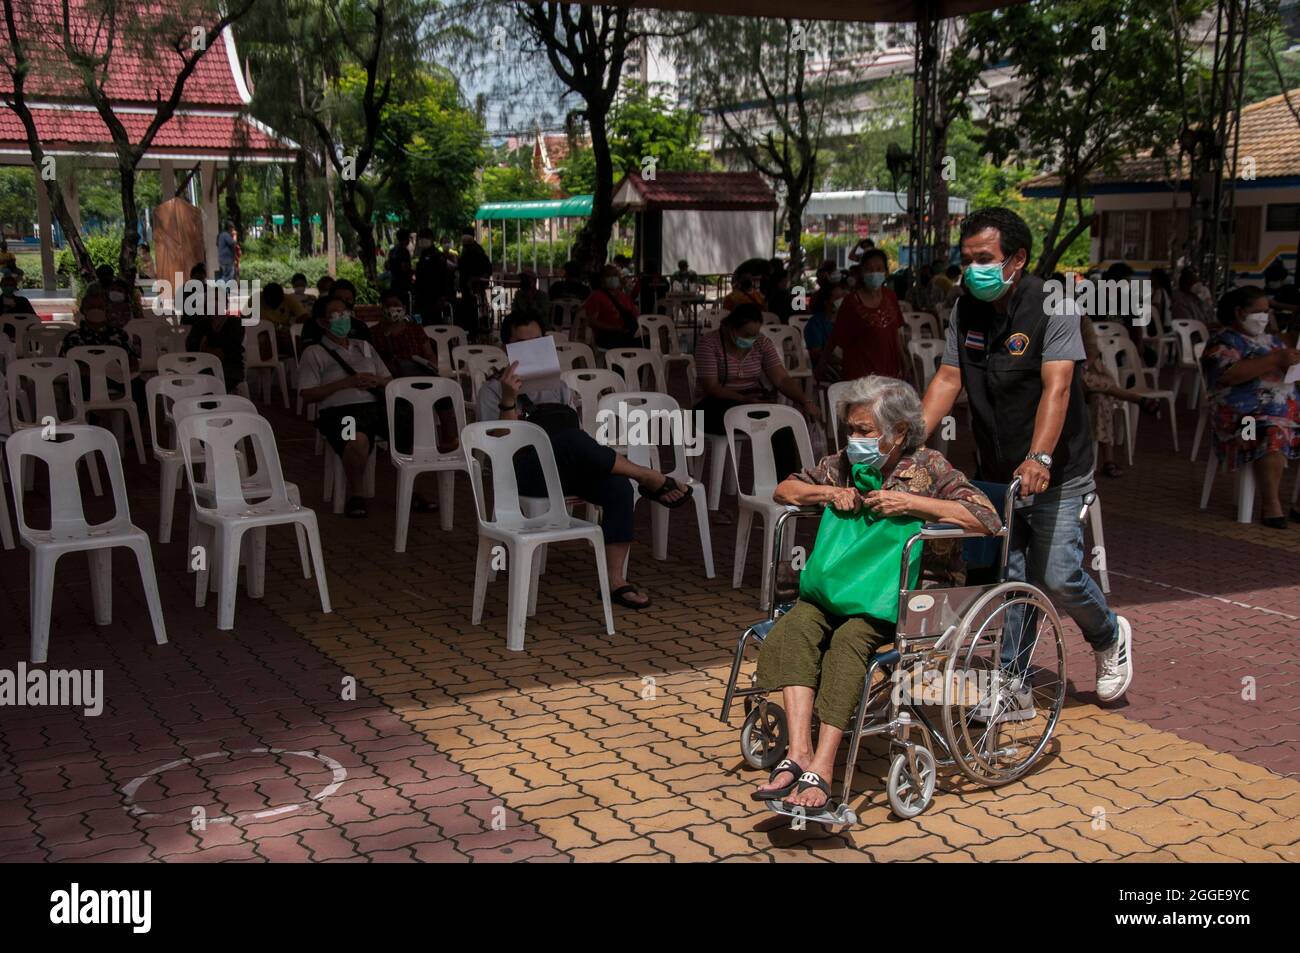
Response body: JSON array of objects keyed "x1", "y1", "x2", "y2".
[{"x1": 719, "y1": 478, "x2": 1082, "y2": 823}]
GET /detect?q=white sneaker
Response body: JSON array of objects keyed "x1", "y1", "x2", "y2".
[
  {"x1": 970, "y1": 677, "x2": 1036, "y2": 724},
  {"x1": 1095, "y1": 616, "x2": 1133, "y2": 702}
]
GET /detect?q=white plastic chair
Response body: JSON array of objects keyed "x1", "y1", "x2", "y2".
[
  {"x1": 158, "y1": 351, "x2": 223, "y2": 378},
  {"x1": 1090, "y1": 321, "x2": 1126, "y2": 341},
  {"x1": 145, "y1": 373, "x2": 227, "y2": 543},
  {"x1": 171, "y1": 393, "x2": 312, "y2": 587},
  {"x1": 1096, "y1": 335, "x2": 1179, "y2": 461},
  {"x1": 5, "y1": 425, "x2": 167, "y2": 663},
  {"x1": 1, "y1": 315, "x2": 36, "y2": 355},
  {"x1": 636, "y1": 315, "x2": 695, "y2": 400},
  {"x1": 1168, "y1": 318, "x2": 1210, "y2": 410},
  {"x1": 902, "y1": 312, "x2": 940, "y2": 340},
  {"x1": 177, "y1": 410, "x2": 330, "y2": 630},
  {"x1": 462, "y1": 419, "x2": 614, "y2": 651},
  {"x1": 243, "y1": 319, "x2": 290, "y2": 408},
  {"x1": 125, "y1": 318, "x2": 167, "y2": 374},
  {"x1": 24, "y1": 322, "x2": 72, "y2": 357},
  {"x1": 825, "y1": 379, "x2": 855, "y2": 452},
  {"x1": 1200, "y1": 455, "x2": 1258, "y2": 524},
  {"x1": 908, "y1": 338, "x2": 946, "y2": 392},
  {"x1": 604, "y1": 347, "x2": 667, "y2": 393},
  {"x1": 66, "y1": 345, "x2": 147, "y2": 464},
  {"x1": 556, "y1": 341, "x2": 597, "y2": 371},
  {"x1": 788, "y1": 314, "x2": 812, "y2": 341},
  {"x1": 6, "y1": 356, "x2": 103, "y2": 496},
  {"x1": 423, "y1": 325, "x2": 466, "y2": 377},
  {"x1": 386, "y1": 377, "x2": 470, "y2": 550},
  {"x1": 760, "y1": 325, "x2": 813, "y2": 396},
  {"x1": 596, "y1": 391, "x2": 714, "y2": 578},
  {"x1": 551, "y1": 297, "x2": 583, "y2": 333},
  {"x1": 725, "y1": 403, "x2": 815, "y2": 609},
  {"x1": 561, "y1": 368, "x2": 624, "y2": 436},
  {"x1": 761, "y1": 311, "x2": 782, "y2": 327}
]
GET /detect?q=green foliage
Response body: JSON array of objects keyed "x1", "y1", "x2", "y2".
[
  {"x1": 238, "y1": 255, "x2": 379, "y2": 304},
  {"x1": 558, "y1": 83, "x2": 714, "y2": 195},
  {"x1": 481, "y1": 166, "x2": 551, "y2": 203},
  {"x1": 0, "y1": 168, "x2": 37, "y2": 233},
  {"x1": 55, "y1": 231, "x2": 124, "y2": 294}
]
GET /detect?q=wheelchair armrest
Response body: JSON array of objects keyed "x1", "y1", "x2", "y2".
[{"x1": 920, "y1": 523, "x2": 972, "y2": 538}]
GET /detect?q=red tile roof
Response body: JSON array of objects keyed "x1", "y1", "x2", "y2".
[
  {"x1": 613, "y1": 171, "x2": 777, "y2": 211},
  {"x1": 0, "y1": 0, "x2": 249, "y2": 108},
  {"x1": 0, "y1": 106, "x2": 294, "y2": 158},
  {"x1": 1023, "y1": 88, "x2": 1300, "y2": 193}
]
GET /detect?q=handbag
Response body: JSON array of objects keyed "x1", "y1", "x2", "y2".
[{"x1": 798, "y1": 464, "x2": 924, "y2": 624}]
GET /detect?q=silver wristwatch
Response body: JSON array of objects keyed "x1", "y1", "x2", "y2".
[{"x1": 1026, "y1": 451, "x2": 1052, "y2": 468}]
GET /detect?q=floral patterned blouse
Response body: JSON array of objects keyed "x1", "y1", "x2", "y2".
[
  {"x1": 792, "y1": 446, "x2": 1001, "y2": 585},
  {"x1": 1201, "y1": 328, "x2": 1300, "y2": 470}
]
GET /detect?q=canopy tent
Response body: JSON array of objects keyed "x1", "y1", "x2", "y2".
[
  {"x1": 474, "y1": 195, "x2": 594, "y2": 273},
  {"x1": 475, "y1": 196, "x2": 594, "y2": 221},
  {"x1": 806, "y1": 190, "x2": 969, "y2": 217}
]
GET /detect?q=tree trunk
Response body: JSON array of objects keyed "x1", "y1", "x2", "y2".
[
  {"x1": 339, "y1": 184, "x2": 377, "y2": 280},
  {"x1": 572, "y1": 106, "x2": 614, "y2": 274},
  {"x1": 296, "y1": 152, "x2": 313, "y2": 256},
  {"x1": 785, "y1": 193, "x2": 805, "y2": 282},
  {"x1": 928, "y1": 122, "x2": 951, "y2": 267},
  {"x1": 1034, "y1": 188, "x2": 1074, "y2": 278},
  {"x1": 117, "y1": 161, "x2": 140, "y2": 278}
]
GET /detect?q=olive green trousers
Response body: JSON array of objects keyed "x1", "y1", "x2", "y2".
[{"x1": 754, "y1": 599, "x2": 895, "y2": 731}]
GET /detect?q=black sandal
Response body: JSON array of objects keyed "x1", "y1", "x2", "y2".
[
  {"x1": 412, "y1": 493, "x2": 438, "y2": 513},
  {"x1": 639, "y1": 476, "x2": 693, "y2": 509},
  {"x1": 344, "y1": 496, "x2": 368, "y2": 518},
  {"x1": 1140, "y1": 397, "x2": 1162, "y2": 417},
  {"x1": 751, "y1": 758, "x2": 803, "y2": 801},
  {"x1": 782, "y1": 771, "x2": 832, "y2": 813},
  {"x1": 610, "y1": 584, "x2": 651, "y2": 609},
  {"x1": 1101, "y1": 461, "x2": 1124, "y2": 478}
]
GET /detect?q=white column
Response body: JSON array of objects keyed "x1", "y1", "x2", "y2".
[
  {"x1": 34, "y1": 168, "x2": 57, "y2": 293},
  {"x1": 200, "y1": 160, "x2": 219, "y2": 276}
]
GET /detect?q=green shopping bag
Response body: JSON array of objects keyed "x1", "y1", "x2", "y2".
[{"x1": 797, "y1": 463, "x2": 924, "y2": 623}]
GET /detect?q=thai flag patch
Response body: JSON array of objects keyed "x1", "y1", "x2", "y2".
[{"x1": 965, "y1": 330, "x2": 986, "y2": 351}]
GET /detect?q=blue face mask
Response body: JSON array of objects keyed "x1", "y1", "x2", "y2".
[
  {"x1": 733, "y1": 334, "x2": 757, "y2": 350},
  {"x1": 328, "y1": 312, "x2": 352, "y2": 337},
  {"x1": 862, "y1": 273, "x2": 887, "y2": 290},
  {"x1": 846, "y1": 436, "x2": 886, "y2": 469}
]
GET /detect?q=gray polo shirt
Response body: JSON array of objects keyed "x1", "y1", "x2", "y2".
[{"x1": 942, "y1": 290, "x2": 1094, "y2": 506}]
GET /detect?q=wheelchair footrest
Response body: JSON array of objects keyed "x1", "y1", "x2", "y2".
[{"x1": 763, "y1": 800, "x2": 858, "y2": 827}]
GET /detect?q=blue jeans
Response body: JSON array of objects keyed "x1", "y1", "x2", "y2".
[{"x1": 1000, "y1": 494, "x2": 1117, "y2": 674}]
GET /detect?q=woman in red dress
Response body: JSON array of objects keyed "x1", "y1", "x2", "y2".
[{"x1": 818, "y1": 248, "x2": 904, "y2": 380}]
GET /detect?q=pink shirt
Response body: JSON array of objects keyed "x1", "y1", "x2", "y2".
[{"x1": 695, "y1": 329, "x2": 783, "y2": 393}]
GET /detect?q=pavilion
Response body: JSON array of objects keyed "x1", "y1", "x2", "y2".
[{"x1": 0, "y1": 4, "x2": 298, "y2": 295}]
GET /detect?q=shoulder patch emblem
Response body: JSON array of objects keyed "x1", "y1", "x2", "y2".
[{"x1": 1006, "y1": 332, "x2": 1030, "y2": 356}]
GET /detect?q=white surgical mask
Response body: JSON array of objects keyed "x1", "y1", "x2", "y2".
[
  {"x1": 1239, "y1": 312, "x2": 1269, "y2": 337},
  {"x1": 109, "y1": 291, "x2": 126, "y2": 303}
]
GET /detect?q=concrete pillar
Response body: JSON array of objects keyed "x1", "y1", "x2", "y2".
[
  {"x1": 159, "y1": 159, "x2": 176, "y2": 199},
  {"x1": 200, "y1": 161, "x2": 219, "y2": 277},
  {"x1": 34, "y1": 169, "x2": 57, "y2": 293}
]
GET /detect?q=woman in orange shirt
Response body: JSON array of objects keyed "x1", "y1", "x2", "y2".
[{"x1": 583, "y1": 264, "x2": 641, "y2": 349}]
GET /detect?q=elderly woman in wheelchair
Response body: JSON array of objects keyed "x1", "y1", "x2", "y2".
[{"x1": 748, "y1": 376, "x2": 1002, "y2": 815}]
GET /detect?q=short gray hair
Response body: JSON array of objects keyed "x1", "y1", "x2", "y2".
[{"x1": 837, "y1": 376, "x2": 926, "y2": 452}]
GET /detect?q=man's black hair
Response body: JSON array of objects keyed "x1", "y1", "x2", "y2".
[
  {"x1": 262, "y1": 282, "x2": 285, "y2": 308},
  {"x1": 290, "y1": 272, "x2": 307, "y2": 285},
  {"x1": 723, "y1": 301, "x2": 763, "y2": 329},
  {"x1": 332, "y1": 278, "x2": 357, "y2": 295},
  {"x1": 959, "y1": 207, "x2": 1033, "y2": 261},
  {"x1": 1264, "y1": 259, "x2": 1289, "y2": 282}
]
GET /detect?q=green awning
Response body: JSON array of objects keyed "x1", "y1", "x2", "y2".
[
  {"x1": 252, "y1": 213, "x2": 323, "y2": 226},
  {"x1": 475, "y1": 195, "x2": 592, "y2": 221}
]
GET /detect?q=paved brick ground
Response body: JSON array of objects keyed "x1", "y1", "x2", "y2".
[{"x1": 1, "y1": 376, "x2": 1297, "y2": 862}]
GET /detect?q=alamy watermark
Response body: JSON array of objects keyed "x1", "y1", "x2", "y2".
[
  {"x1": 1043, "y1": 272, "x2": 1152, "y2": 326},
  {"x1": 0, "y1": 663, "x2": 103, "y2": 716},
  {"x1": 593, "y1": 402, "x2": 705, "y2": 457},
  {"x1": 144, "y1": 273, "x2": 262, "y2": 326}
]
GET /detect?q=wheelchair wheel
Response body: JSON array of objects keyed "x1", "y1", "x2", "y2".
[
  {"x1": 940, "y1": 582, "x2": 1066, "y2": 787},
  {"x1": 887, "y1": 746, "x2": 937, "y2": 819},
  {"x1": 740, "y1": 702, "x2": 788, "y2": 770}
]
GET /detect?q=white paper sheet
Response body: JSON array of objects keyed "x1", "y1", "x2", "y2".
[
  {"x1": 1287, "y1": 362, "x2": 1300, "y2": 384},
  {"x1": 506, "y1": 335, "x2": 562, "y2": 395}
]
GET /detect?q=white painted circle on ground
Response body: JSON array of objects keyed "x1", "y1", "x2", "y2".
[{"x1": 121, "y1": 747, "x2": 346, "y2": 825}]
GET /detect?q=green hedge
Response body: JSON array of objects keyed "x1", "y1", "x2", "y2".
[{"x1": 229, "y1": 256, "x2": 379, "y2": 304}]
